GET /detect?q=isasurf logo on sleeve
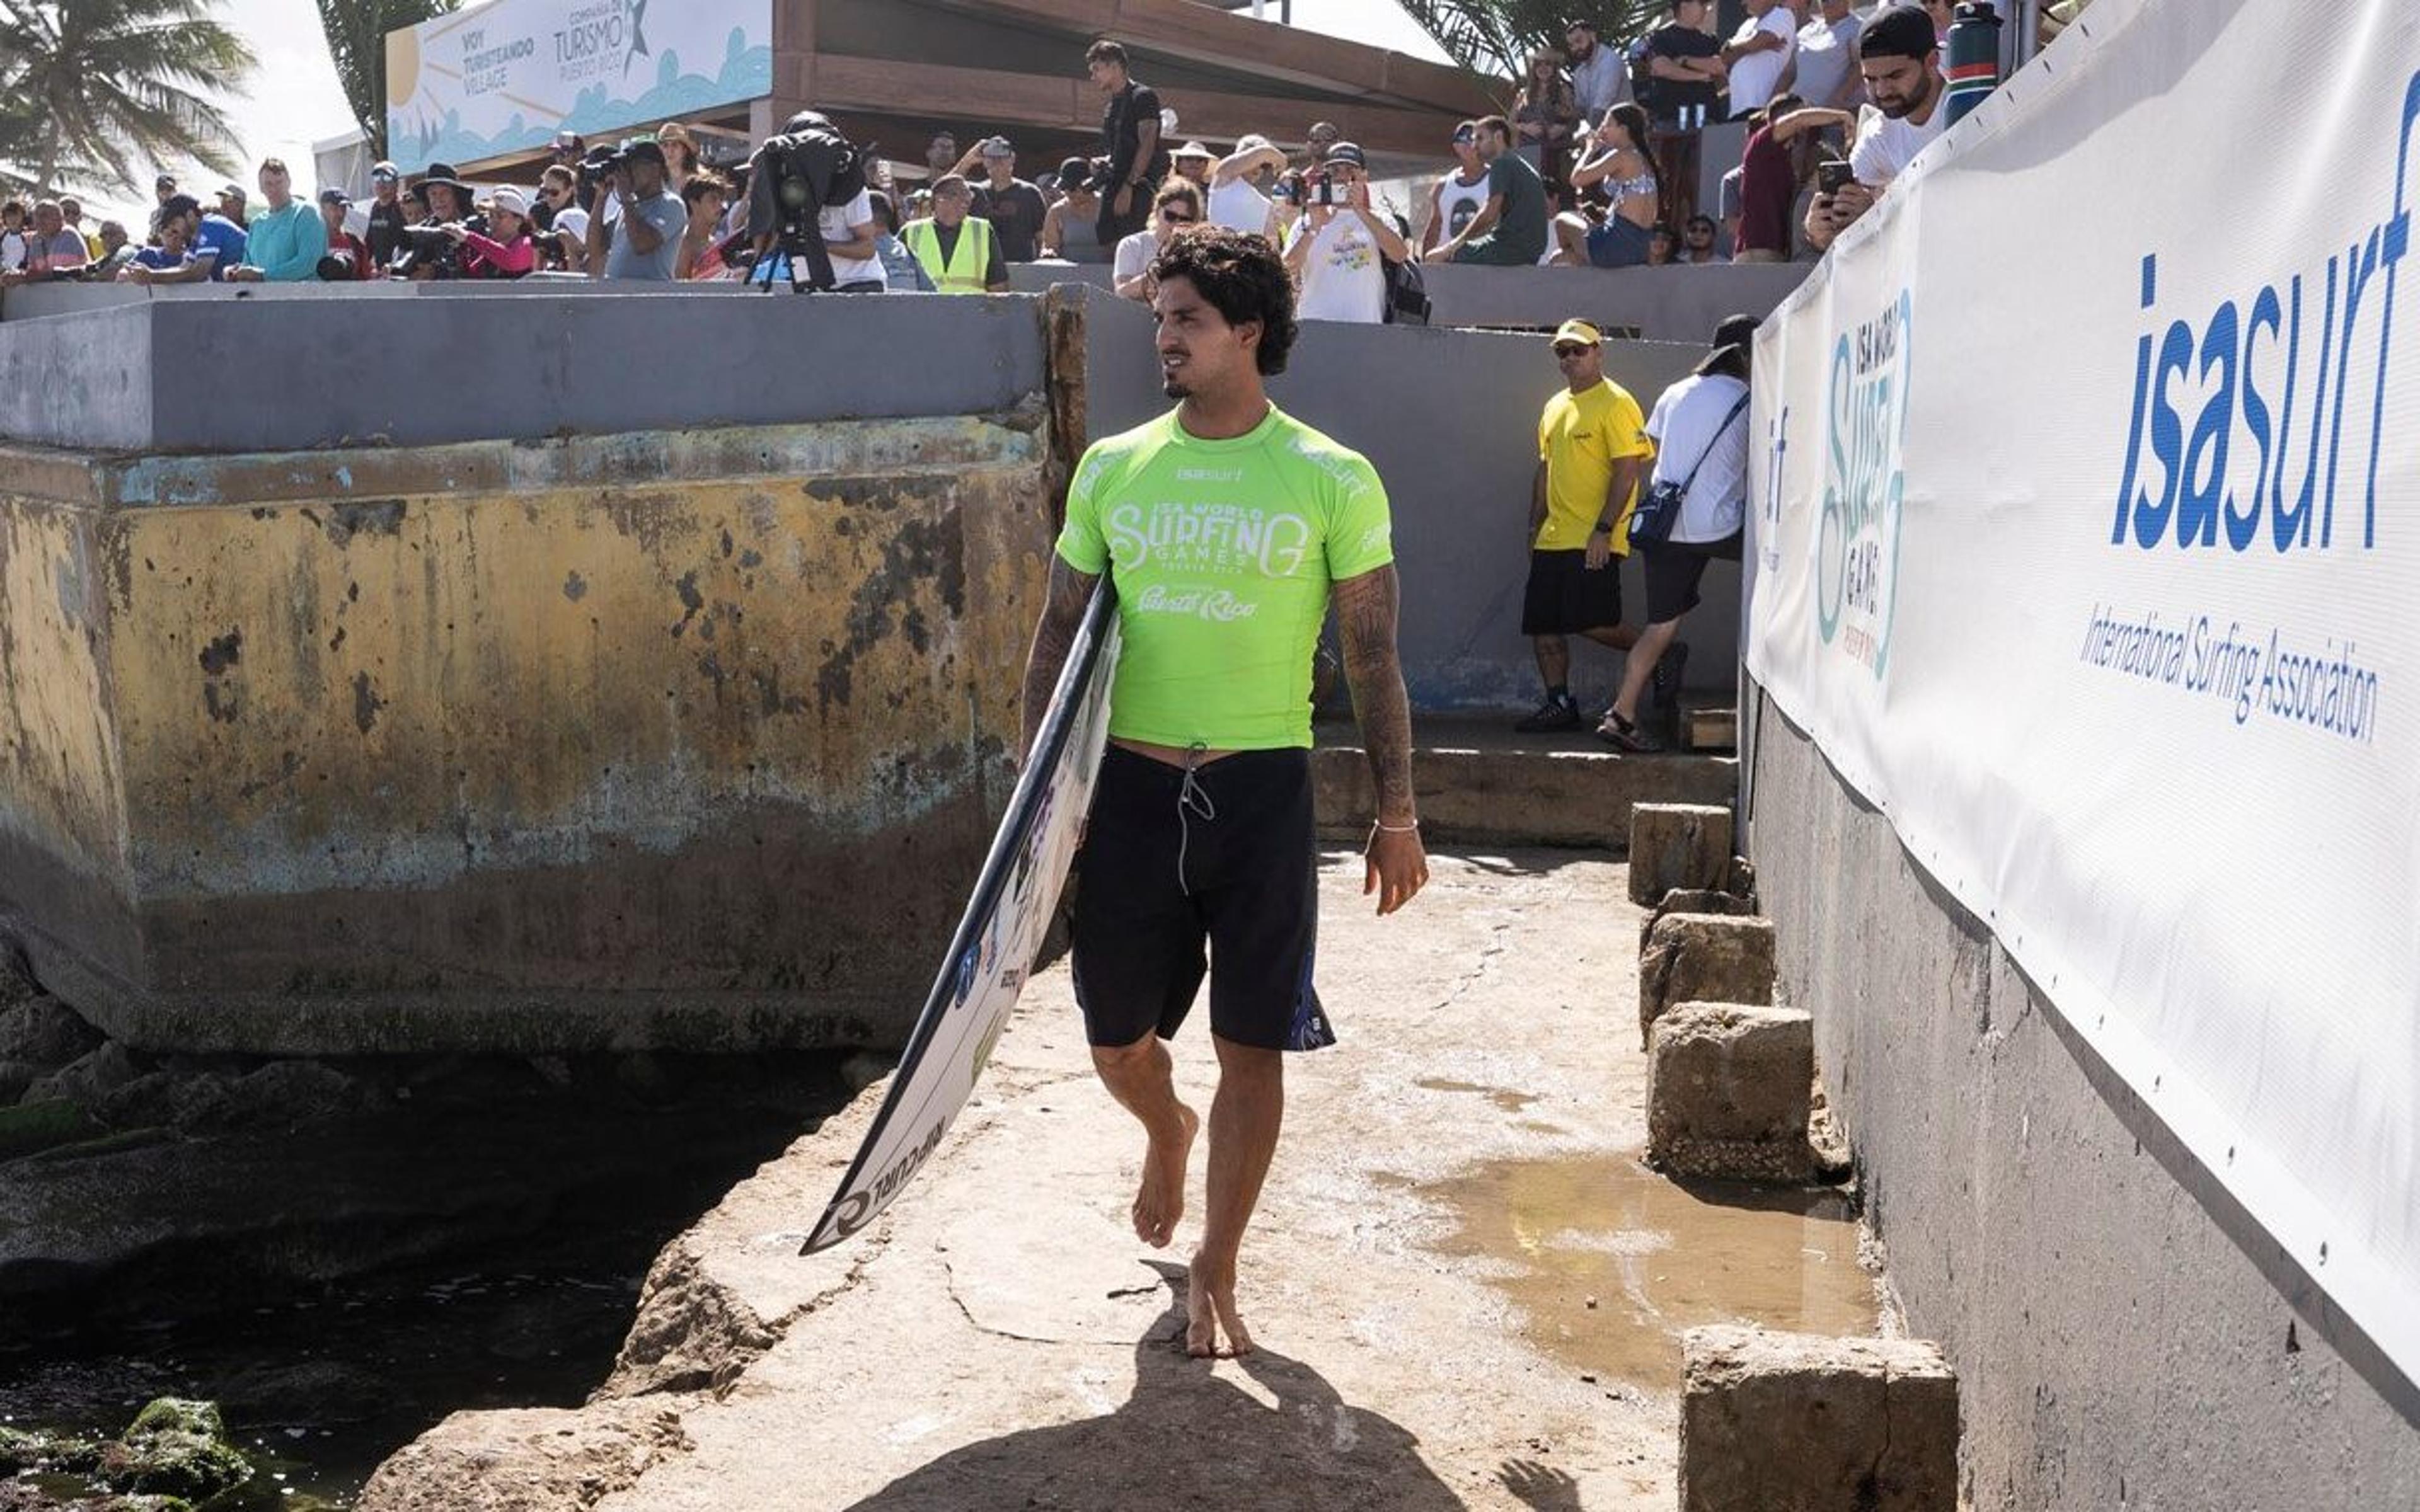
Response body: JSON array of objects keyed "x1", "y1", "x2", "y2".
[{"x1": 1818, "y1": 288, "x2": 1913, "y2": 677}]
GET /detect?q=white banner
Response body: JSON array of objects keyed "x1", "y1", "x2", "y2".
[
  {"x1": 384, "y1": 0, "x2": 773, "y2": 173},
  {"x1": 1748, "y1": 0, "x2": 2420, "y2": 1379}
]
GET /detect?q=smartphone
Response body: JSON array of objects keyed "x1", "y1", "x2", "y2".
[
  {"x1": 1817, "y1": 159, "x2": 1855, "y2": 195},
  {"x1": 1316, "y1": 179, "x2": 1335, "y2": 207}
]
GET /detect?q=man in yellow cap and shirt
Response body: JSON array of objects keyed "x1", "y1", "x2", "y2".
[{"x1": 1514, "y1": 318, "x2": 1654, "y2": 733}]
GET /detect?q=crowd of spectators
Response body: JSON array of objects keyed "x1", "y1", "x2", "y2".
[{"x1": 0, "y1": 6, "x2": 1977, "y2": 312}]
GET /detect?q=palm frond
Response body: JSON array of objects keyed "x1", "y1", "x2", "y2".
[{"x1": 1394, "y1": 0, "x2": 1669, "y2": 81}]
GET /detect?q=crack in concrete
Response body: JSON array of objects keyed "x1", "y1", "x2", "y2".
[{"x1": 1429, "y1": 915, "x2": 1518, "y2": 1015}]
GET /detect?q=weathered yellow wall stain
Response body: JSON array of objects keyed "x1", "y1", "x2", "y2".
[{"x1": 0, "y1": 417, "x2": 1058, "y2": 1048}]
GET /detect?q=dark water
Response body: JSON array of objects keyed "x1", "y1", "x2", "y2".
[{"x1": 0, "y1": 1053, "x2": 859, "y2": 1509}]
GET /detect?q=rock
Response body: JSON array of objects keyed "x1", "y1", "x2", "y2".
[
  {"x1": 0, "y1": 1057, "x2": 41, "y2": 1102},
  {"x1": 229, "y1": 1059, "x2": 362, "y2": 1126},
  {"x1": 93, "y1": 1398, "x2": 250, "y2": 1503},
  {"x1": 0, "y1": 1423, "x2": 106, "y2": 1475},
  {"x1": 1627, "y1": 803, "x2": 1734, "y2": 905},
  {"x1": 1680, "y1": 1326, "x2": 1957, "y2": 1511},
  {"x1": 0, "y1": 997, "x2": 103, "y2": 1067},
  {"x1": 1647, "y1": 1003, "x2": 1817, "y2": 1183},
  {"x1": 840, "y1": 1050, "x2": 894, "y2": 1092},
  {"x1": 354, "y1": 1402, "x2": 691, "y2": 1512},
  {"x1": 93, "y1": 1072, "x2": 182, "y2": 1129},
  {"x1": 1637, "y1": 887, "x2": 1760, "y2": 953},
  {"x1": 27, "y1": 1042, "x2": 142, "y2": 1109},
  {"x1": 0, "y1": 1098, "x2": 105, "y2": 1159},
  {"x1": 1639, "y1": 913, "x2": 1775, "y2": 1048}
]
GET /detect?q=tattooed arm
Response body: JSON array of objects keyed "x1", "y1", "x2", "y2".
[
  {"x1": 1020, "y1": 554, "x2": 1101, "y2": 764},
  {"x1": 1333, "y1": 564, "x2": 1429, "y2": 915}
]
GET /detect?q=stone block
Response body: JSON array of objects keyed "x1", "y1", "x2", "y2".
[
  {"x1": 1637, "y1": 886, "x2": 1760, "y2": 953},
  {"x1": 1647, "y1": 1002, "x2": 1814, "y2": 1182},
  {"x1": 1680, "y1": 1326, "x2": 1958, "y2": 1511},
  {"x1": 1628, "y1": 803, "x2": 1734, "y2": 904},
  {"x1": 1639, "y1": 913, "x2": 1775, "y2": 1046}
]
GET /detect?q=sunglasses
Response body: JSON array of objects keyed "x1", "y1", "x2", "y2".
[
  {"x1": 1553, "y1": 345, "x2": 1593, "y2": 357},
  {"x1": 1160, "y1": 210, "x2": 1195, "y2": 224}
]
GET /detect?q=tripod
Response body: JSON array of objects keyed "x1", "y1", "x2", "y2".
[{"x1": 747, "y1": 221, "x2": 838, "y2": 293}]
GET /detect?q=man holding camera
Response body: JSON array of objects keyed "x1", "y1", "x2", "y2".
[
  {"x1": 585, "y1": 139, "x2": 685, "y2": 282},
  {"x1": 1086, "y1": 40, "x2": 1168, "y2": 246},
  {"x1": 1281, "y1": 142, "x2": 1406, "y2": 326}
]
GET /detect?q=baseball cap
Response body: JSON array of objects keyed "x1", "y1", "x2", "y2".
[
  {"x1": 217, "y1": 183, "x2": 246, "y2": 200},
  {"x1": 1552, "y1": 318, "x2": 1603, "y2": 349},
  {"x1": 369, "y1": 161, "x2": 399, "y2": 182},
  {"x1": 981, "y1": 136, "x2": 1015, "y2": 158},
  {"x1": 317, "y1": 186, "x2": 350, "y2": 207},
  {"x1": 621, "y1": 138, "x2": 668, "y2": 168},
  {"x1": 1322, "y1": 141, "x2": 1367, "y2": 169},
  {"x1": 154, "y1": 172, "x2": 177, "y2": 190}
]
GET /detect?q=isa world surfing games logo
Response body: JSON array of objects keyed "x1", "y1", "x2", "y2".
[{"x1": 1819, "y1": 288, "x2": 1913, "y2": 677}]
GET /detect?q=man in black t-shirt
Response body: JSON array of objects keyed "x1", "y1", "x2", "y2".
[
  {"x1": 1646, "y1": 0, "x2": 1726, "y2": 123},
  {"x1": 364, "y1": 160, "x2": 409, "y2": 272},
  {"x1": 967, "y1": 137, "x2": 1049, "y2": 263},
  {"x1": 1644, "y1": 0, "x2": 1726, "y2": 230},
  {"x1": 1087, "y1": 38, "x2": 1168, "y2": 245}
]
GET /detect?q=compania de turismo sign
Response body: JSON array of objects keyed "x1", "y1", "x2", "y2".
[{"x1": 383, "y1": 0, "x2": 773, "y2": 175}]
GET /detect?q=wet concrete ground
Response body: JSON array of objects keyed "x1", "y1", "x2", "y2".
[{"x1": 367, "y1": 848, "x2": 1883, "y2": 1510}]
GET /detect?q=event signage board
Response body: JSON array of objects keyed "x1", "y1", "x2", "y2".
[
  {"x1": 1747, "y1": 0, "x2": 2419, "y2": 1379},
  {"x1": 803, "y1": 586, "x2": 1120, "y2": 1254},
  {"x1": 384, "y1": 0, "x2": 773, "y2": 173}
]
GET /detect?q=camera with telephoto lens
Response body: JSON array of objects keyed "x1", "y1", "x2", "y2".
[
  {"x1": 743, "y1": 112, "x2": 868, "y2": 291},
  {"x1": 388, "y1": 223, "x2": 461, "y2": 278}
]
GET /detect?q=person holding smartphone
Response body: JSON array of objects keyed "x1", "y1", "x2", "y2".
[{"x1": 1281, "y1": 142, "x2": 1407, "y2": 326}]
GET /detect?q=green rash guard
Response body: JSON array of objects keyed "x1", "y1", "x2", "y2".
[{"x1": 1056, "y1": 404, "x2": 1395, "y2": 750}]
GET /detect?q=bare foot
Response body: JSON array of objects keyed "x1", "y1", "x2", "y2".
[
  {"x1": 1184, "y1": 1249, "x2": 1254, "y2": 1358},
  {"x1": 1132, "y1": 1104, "x2": 1199, "y2": 1247}
]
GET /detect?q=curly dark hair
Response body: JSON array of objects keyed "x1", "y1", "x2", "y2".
[{"x1": 1148, "y1": 225, "x2": 1299, "y2": 377}]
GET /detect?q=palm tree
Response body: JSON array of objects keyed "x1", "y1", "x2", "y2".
[
  {"x1": 0, "y1": 0, "x2": 255, "y2": 197},
  {"x1": 1396, "y1": 0, "x2": 1668, "y2": 81},
  {"x1": 315, "y1": 0, "x2": 460, "y2": 158}
]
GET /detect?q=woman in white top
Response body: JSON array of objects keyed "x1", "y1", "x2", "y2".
[
  {"x1": 1112, "y1": 180, "x2": 1203, "y2": 302},
  {"x1": 1599, "y1": 314, "x2": 1760, "y2": 752}
]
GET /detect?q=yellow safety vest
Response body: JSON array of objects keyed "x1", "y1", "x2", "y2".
[{"x1": 902, "y1": 216, "x2": 994, "y2": 294}]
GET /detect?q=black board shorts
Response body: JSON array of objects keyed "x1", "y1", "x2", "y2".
[
  {"x1": 1071, "y1": 745, "x2": 1334, "y2": 1053},
  {"x1": 1521, "y1": 547, "x2": 1625, "y2": 635},
  {"x1": 1640, "y1": 532, "x2": 1743, "y2": 624}
]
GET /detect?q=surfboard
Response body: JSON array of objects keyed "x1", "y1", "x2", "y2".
[{"x1": 801, "y1": 583, "x2": 1121, "y2": 1254}]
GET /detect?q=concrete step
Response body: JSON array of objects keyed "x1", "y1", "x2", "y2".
[{"x1": 1313, "y1": 714, "x2": 1736, "y2": 850}]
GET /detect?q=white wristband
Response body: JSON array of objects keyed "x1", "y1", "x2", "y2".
[{"x1": 1371, "y1": 818, "x2": 1420, "y2": 834}]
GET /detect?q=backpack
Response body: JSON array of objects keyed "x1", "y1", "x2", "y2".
[
  {"x1": 1381, "y1": 255, "x2": 1430, "y2": 325},
  {"x1": 1379, "y1": 210, "x2": 1429, "y2": 326}
]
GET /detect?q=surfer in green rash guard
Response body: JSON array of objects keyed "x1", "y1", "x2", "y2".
[{"x1": 1017, "y1": 227, "x2": 1427, "y2": 1359}]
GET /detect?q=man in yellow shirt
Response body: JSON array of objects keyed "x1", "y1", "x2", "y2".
[{"x1": 1515, "y1": 319, "x2": 1654, "y2": 732}]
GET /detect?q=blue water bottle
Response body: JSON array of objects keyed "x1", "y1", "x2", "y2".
[{"x1": 1944, "y1": 1, "x2": 2004, "y2": 127}]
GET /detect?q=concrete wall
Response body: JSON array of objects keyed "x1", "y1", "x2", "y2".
[
  {"x1": 0, "y1": 286, "x2": 1046, "y2": 454},
  {"x1": 1014, "y1": 257, "x2": 1809, "y2": 342},
  {"x1": 0, "y1": 287, "x2": 1071, "y2": 1056},
  {"x1": 1746, "y1": 692, "x2": 2420, "y2": 1509},
  {"x1": 1067, "y1": 284, "x2": 1740, "y2": 709}
]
